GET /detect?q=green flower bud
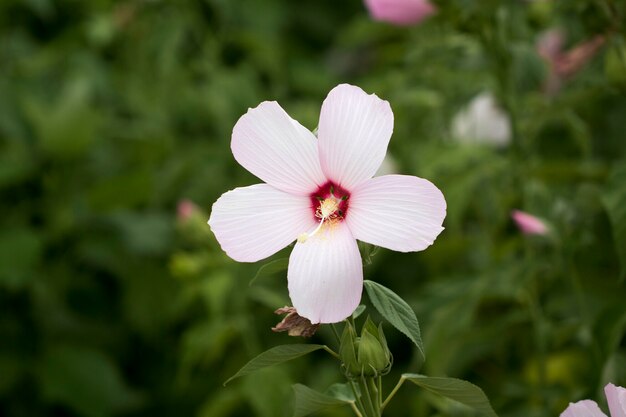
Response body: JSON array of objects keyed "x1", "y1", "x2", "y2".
[
  {"x1": 339, "y1": 321, "x2": 360, "y2": 376},
  {"x1": 357, "y1": 318, "x2": 391, "y2": 376},
  {"x1": 338, "y1": 318, "x2": 392, "y2": 377}
]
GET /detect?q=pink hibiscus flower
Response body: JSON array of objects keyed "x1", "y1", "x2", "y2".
[
  {"x1": 511, "y1": 210, "x2": 549, "y2": 236},
  {"x1": 561, "y1": 383, "x2": 626, "y2": 417},
  {"x1": 364, "y1": 0, "x2": 436, "y2": 26},
  {"x1": 208, "y1": 84, "x2": 446, "y2": 324}
]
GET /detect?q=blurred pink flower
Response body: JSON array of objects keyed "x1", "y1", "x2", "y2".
[
  {"x1": 511, "y1": 210, "x2": 549, "y2": 236},
  {"x1": 561, "y1": 383, "x2": 626, "y2": 417},
  {"x1": 537, "y1": 29, "x2": 606, "y2": 93},
  {"x1": 209, "y1": 84, "x2": 446, "y2": 324},
  {"x1": 364, "y1": 0, "x2": 436, "y2": 26},
  {"x1": 177, "y1": 199, "x2": 198, "y2": 221}
]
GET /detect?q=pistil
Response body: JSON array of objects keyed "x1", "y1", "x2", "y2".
[{"x1": 298, "y1": 198, "x2": 340, "y2": 243}]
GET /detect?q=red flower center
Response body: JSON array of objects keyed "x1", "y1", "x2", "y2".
[{"x1": 309, "y1": 181, "x2": 350, "y2": 222}]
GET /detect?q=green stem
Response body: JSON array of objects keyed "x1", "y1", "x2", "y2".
[
  {"x1": 367, "y1": 377, "x2": 380, "y2": 416},
  {"x1": 381, "y1": 376, "x2": 406, "y2": 411},
  {"x1": 349, "y1": 379, "x2": 367, "y2": 417},
  {"x1": 524, "y1": 284, "x2": 547, "y2": 410},
  {"x1": 378, "y1": 376, "x2": 382, "y2": 409},
  {"x1": 349, "y1": 402, "x2": 364, "y2": 417},
  {"x1": 330, "y1": 323, "x2": 342, "y2": 344},
  {"x1": 322, "y1": 345, "x2": 340, "y2": 360},
  {"x1": 360, "y1": 375, "x2": 377, "y2": 417}
]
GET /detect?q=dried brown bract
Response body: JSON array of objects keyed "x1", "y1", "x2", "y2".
[{"x1": 271, "y1": 306, "x2": 319, "y2": 338}]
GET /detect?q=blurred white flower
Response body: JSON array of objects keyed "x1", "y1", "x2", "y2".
[{"x1": 451, "y1": 92, "x2": 511, "y2": 147}]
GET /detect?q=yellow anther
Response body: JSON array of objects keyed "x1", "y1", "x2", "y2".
[{"x1": 317, "y1": 198, "x2": 339, "y2": 219}]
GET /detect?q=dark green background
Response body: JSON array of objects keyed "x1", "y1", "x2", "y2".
[{"x1": 1, "y1": 0, "x2": 625, "y2": 416}]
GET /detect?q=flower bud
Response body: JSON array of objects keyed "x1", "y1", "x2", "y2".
[
  {"x1": 358, "y1": 318, "x2": 391, "y2": 376},
  {"x1": 339, "y1": 322, "x2": 361, "y2": 376},
  {"x1": 339, "y1": 318, "x2": 392, "y2": 377}
]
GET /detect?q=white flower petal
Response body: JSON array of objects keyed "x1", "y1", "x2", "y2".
[
  {"x1": 318, "y1": 84, "x2": 394, "y2": 190},
  {"x1": 208, "y1": 184, "x2": 317, "y2": 262},
  {"x1": 605, "y1": 383, "x2": 626, "y2": 417},
  {"x1": 231, "y1": 101, "x2": 327, "y2": 196},
  {"x1": 288, "y1": 222, "x2": 363, "y2": 324},
  {"x1": 560, "y1": 400, "x2": 608, "y2": 417},
  {"x1": 346, "y1": 175, "x2": 446, "y2": 252}
]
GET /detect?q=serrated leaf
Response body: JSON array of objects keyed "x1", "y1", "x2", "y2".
[
  {"x1": 364, "y1": 280, "x2": 425, "y2": 360},
  {"x1": 249, "y1": 258, "x2": 289, "y2": 286},
  {"x1": 403, "y1": 374, "x2": 498, "y2": 417},
  {"x1": 224, "y1": 344, "x2": 325, "y2": 385},
  {"x1": 602, "y1": 162, "x2": 626, "y2": 280},
  {"x1": 292, "y1": 384, "x2": 349, "y2": 417}
]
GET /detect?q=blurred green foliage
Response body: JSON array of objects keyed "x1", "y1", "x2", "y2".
[{"x1": 1, "y1": 0, "x2": 625, "y2": 416}]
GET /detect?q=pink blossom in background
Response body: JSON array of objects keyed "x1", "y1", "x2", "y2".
[
  {"x1": 511, "y1": 210, "x2": 549, "y2": 236},
  {"x1": 537, "y1": 29, "x2": 606, "y2": 94},
  {"x1": 560, "y1": 383, "x2": 626, "y2": 417},
  {"x1": 364, "y1": 0, "x2": 436, "y2": 26},
  {"x1": 209, "y1": 84, "x2": 446, "y2": 324},
  {"x1": 177, "y1": 199, "x2": 198, "y2": 221}
]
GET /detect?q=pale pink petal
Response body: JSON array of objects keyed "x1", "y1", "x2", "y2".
[
  {"x1": 177, "y1": 199, "x2": 198, "y2": 221},
  {"x1": 364, "y1": 0, "x2": 436, "y2": 26},
  {"x1": 560, "y1": 400, "x2": 607, "y2": 417},
  {"x1": 317, "y1": 84, "x2": 394, "y2": 190},
  {"x1": 208, "y1": 184, "x2": 317, "y2": 262},
  {"x1": 346, "y1": 175, "x2": 446, "y2": 252},
  {"x1": 511, "y1": 210, "x2": 549, "y2": 235},
  {"x1": 288, "y1": 222, "x2": 363, "y2": 324},
  {"x1": 231, "y1": 101, "x2": 326, "y2": 196},
  {"x1": 605, "y1": 383, "x2": 626, "y2": 417}
]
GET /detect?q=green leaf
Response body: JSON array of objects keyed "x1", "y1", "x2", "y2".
[
  {"x1": 602, "y1": 162, "x2": 626, "y2": 280},
  {"x1": 0, "y1": 228, "x2": 41, "y2": 289},
  {"x1": 352, "y1": 304, "x2": 366, "y2": 319},
  {"x1": 403, "y1": 374, "x2": 498, "y2": 417},
  {"x1": 292, "y1": 384, "x2": 349, "y2": 417},
  {"x1": 358, "y1": 242, "x2": 380, "y2": 266},
  {"x1": 249, "y1": 258, "x2": 289, "y2": 286},
  {"x1": 364, "y1": 280, "x2": 425, "y2": 360},
  {"x1": 325, "y1": 383, "x2": 357, "y2": 402},
  {"x1": 224, "y1": 344, "x2": 325, "y2": 385},
  {"x1": 39, "y1": 345, "x2": 143, "y2": 417}
]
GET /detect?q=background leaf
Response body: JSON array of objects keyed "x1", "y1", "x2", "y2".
[
  {"x1": 292, "y1": 384, "x2": 349, "y2": 417},
  {"x1": 602, "y1": 161, "x2": 626, "y2": 280},
  {"x1": 249, "y1": 258, "x2": 289, "y2": 286},
  {"x1": 403, "y1": 374, "x2": 498, "y2": 417}
]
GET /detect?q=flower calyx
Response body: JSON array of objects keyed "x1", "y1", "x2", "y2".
[{"x1": 339, "y1": 317, "x2": 392, "y2": 378}]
